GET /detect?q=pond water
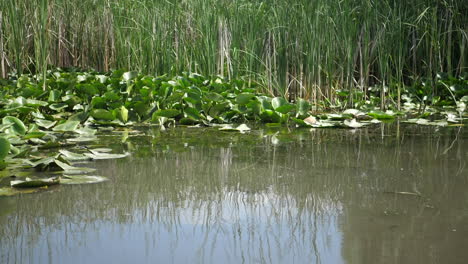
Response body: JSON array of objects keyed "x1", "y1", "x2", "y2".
[{"x1": 0, "y1": 123, "x2": 467, "y2": 264}]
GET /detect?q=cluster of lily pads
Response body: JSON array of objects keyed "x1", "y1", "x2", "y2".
[{"x1": 0, "y1": 69, "x2": 466, "y2": 195}]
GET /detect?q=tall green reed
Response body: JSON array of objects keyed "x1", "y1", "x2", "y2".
[{"x1": 0, "y1": 0, "x2": 466, "y2": 106}]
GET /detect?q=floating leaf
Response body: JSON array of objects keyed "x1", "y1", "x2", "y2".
[
  {"x1": 35, "y1": 119, "x2": 57, "y2": 129},
  {"x1": 84, "y1": 151, "x2": 129, "y2": 160},
  {"x1": 66, "y1": 136, "x2": 98, "y2": 143},
  {"x1": 153, "y1": 109, "x2": 180, "y2": 118},
  {"x1": 0, "y1": 137, "x2": 10, "y2": 160},
  {"x1": 368, "y1": 111, "x2": 396, "y2": 120},
  {"x1": 0, "y1": 187, "x2": 40, "y2": 196},
  {"x1": 272, "y1": 97, "x2": 288, "y2": 109},
  {"x1": 59, "y1": 150, "x2": 90, "y2": 161},
  {"x1": 343, "y1": 119, "x2": 366, "y2": 128},
  {"x1": 219, "y1": 124, "x2": 251, "y2": 133},
  {"x1": 236, "y1": 93, "x2": 256, "y2": 105},
  {"x1": 53, "y1": 121, "x2": 80, "y2": 132},
  {"x1": 23, "y1": 131, "x2": 46, "y2": 139},
  {"x1": 49, "y1": 103, "x2": 68, "y2": 111},
  {"x1": 122, "y1": 71, "x2": 138, "y2": 81},
  {"x1": 54, "y1": 159, "x2": 96, "y2": 174},
  {"x1": 91, "y1": 109, "x2": 115, "y2": 121},
  {"x1": 26, "y1": 99, "x2": 48, "y2": 107},
  {"x1": 184, "y1": 107, "x2": 202, "y2": 120},
  {"x1": 119, "y1": 106, "x2": 129, "y2": 123},
  {"x1": 343, "y1": 109, "x2": 366, "y2": 117},
  {"x1": 2, "y1": 116, "x2": 27, "y2": 135},
  {"x1": 205, "y1": 92, "x2": 224, "y2": 102},
  {"x1": 296, "y1": 99, "x2": 310, "y2": 116},
  {"x1": 11, "y1": 177, "x2": 60, "y2": 188},
  {"x1": 61, "y1": 175, "x2": 108, "y2": 185},
  {"x1": 74, "y1": 127, "x2": 97, "y2": 135}
]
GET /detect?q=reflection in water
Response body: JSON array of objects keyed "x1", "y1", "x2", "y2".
[{"x1": 0, "y1": 124, "x2": 466, "y2": 264}]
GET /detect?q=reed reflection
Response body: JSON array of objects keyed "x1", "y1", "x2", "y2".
[{"x1": 0, "y1": 124, "x2": 466, "y2": 264}]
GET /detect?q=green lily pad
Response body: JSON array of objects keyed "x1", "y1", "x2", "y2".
[
  {"x1": 61, "y1": 175, "x2": 108, "y2": 185},
  {"x1": 0, "y1": 187, "x2": 41, "y2": 196},
  {"x1": 236, "y1": 93, "x2": 256, "y2": 105},
  {"x1": 35, "y1": 119, "x2": 57, "y2": 129},
  {"x1": 343, "y1": 119, "x2": 367, "y2": 128},
  {"x1": 59, "y1": 150, "x2": 90, "y2": 161},
  {"x1": 219, "y1": 124, "x2": 251, "y2": 133},
  {"x1": 2, "y1": 116, "x2": 27, "y2": 135},
  {"x1": 152, "y1": 109, "x2": 181, "y2": 118},
  {"x1": 54, "y1": 159, "x2": 96, "y2": 174},
  {"x1": 84, "y1": 150, "x2": 129, "y2": 160},
  {"x1": 11, "y1": 177, "x2": 60, "y2": 188},
  {"x1": 91, "y1": 109, "x2": 115, "y2": 121},
  {"x1": 53, "y1": 121, "x2": 80, "y2": 132},
  {"x1": 368, "y1": 111, "x2": 396, "y2": 120},
  {"x1": 67, "y1": 136, "x2": 98, "y2": 143},
  {"x1": 0, "y1": 137, "x2": 10, "y2": 160},
  {"x1": 23, "y1": 131, "x2": 46, "y2": 139}
]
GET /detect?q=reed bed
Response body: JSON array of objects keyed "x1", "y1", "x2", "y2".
[{"x1": 0, "y1": 0, "x2": 466, "y2": 102}]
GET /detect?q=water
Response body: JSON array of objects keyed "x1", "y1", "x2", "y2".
[{"x1": 1, "y1": 123, "x2": 467, "y2": 264}]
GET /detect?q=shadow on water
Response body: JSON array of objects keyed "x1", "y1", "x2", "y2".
[{"x1": 0, "y1": 122, "x2": 466, "y2": 264}]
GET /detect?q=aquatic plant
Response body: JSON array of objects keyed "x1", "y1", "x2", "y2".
[{"x1": 0, "y1": 0, "x2": 465, "y2": 105}]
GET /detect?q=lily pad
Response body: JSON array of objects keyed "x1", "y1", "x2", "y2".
[
  {"x1": 54, "y1": 159, "x2": 96, "y2": 174},
  {"x1": 53, "y1": 121, "x2": 80, "y2": 132},
  {"x1": 84, "y1": 151, "x2": 129, "y2": 160},
  {"x1": 11, "y1": 177, "x2": 60, "y2": 188},
  {"x1": 61, "y1": 175, "x2": 108, "y2": 185},
  {"x1": 91, "y1": 109, "x2": 115, "y2": 121},
  {"x1": 59, "y1": 150, "x2": 90, "y2": 161},
  {"x1": 0, "y1": 137, "x2": 10, "y2": 160},
  {"x1": 343, "y1": 119, "x2": 367, "y2": 128},
  {"x1": 2, "y1": 116, "x2": 27, "y2": 135},
  {"x1": 0, "y1": 187, "x2": 41, "y2": 196},
  {"x1": 219, "y1": 124, "x2": 251, "y2": 133},
  {"x1": 35, "y1": 119, "x2": 57, "y2": 129},
  {"x1": 67, "y1": 136, "x2": 98, "y2": 143}
]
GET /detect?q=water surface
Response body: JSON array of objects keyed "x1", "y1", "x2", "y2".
[{"x1": 1, "y1": 123, "x2": 467, "y2": 264}]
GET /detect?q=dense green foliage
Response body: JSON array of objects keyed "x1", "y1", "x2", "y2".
[
  {"x1": 0, "y1": 69, "x2": 466, "y2": 194},
  {"x1": 0, "y1": 0, "x2": 466, "y2": 102}
]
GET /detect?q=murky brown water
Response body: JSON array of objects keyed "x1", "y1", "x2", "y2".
[{"x1": 0, "y1": 123, "x2": 467, "y2": 264}]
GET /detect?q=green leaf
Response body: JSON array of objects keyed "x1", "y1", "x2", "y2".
[
  {"x1": 59, "y1": 150, "x2": 90, "y2": 161},
  {"x1": 91, "y1": 109, "x2": 115, "y2": 121},
  {"x1": 84, "y1": 150, "x2": 129, "y2": 160},
  {"x1": 272, "y1": 97, "x2": 287, "y2": 109},
  {"x1": 61, "y1": 175, "x2": 108, "y2": 185},
  {"x1": 236, "y1": 93, "x2": 256, "y2": 105},
  {"x1": 184, "y1": 107, "x2": 202, "y2": 120},
  {"x1": 368, "y1": 111, "x2": 396, "y2": 120},
  {"x1": 275, "y1": 104, "x2": 295, "y2": 114},
  {"x1": 153, "y1": 109, "x2": 181, "y2": 118},
  {"x1": 54, "y1": 159, "x2": 96, "y2": 174},
  {"x1": 2, "y1": 116, "x2": 27, "y2": 135},
  {"x1": 205, "y1": 92, "x2": 225, "y2": 102},
  {"x1": 49, "y1": 103, "x2": 68, "y2": 111},
  {"x1": 219, "y1": 124, "x2": 251, "y2": 133},
  {"x1": 119, "y1": 106, "x2": 129, "y2": 123},
  {"x1": 52, "y1": 121, "x2": 80, "y2": 132},
  {"x1": 0, "y1": 187, "x2": 41, "y2": 196},
  {"x1": 296, "y1": 98, "x2": 310, "y2": 116},
  {"x1": 0, "y1": 137, "x2": 10, "y2": 160},
  {"x1": 23, "y1": 131, "x2": 46, "y2": 139},
  {"x1": 26, "y1": 99, "x2": 48, "y2": 107},
  {"x1": 122, "y1": 71, "x2": 138, "y2": 81},
  {"x1": 35, "y1": 119, "x2": 57, "y2": 129},
  {"x1": 11, "y1": 177, "x2": 60, "y2": 188},
  {"x1": 259, "y1": 110, "x2": 281, "y2": 123}
]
